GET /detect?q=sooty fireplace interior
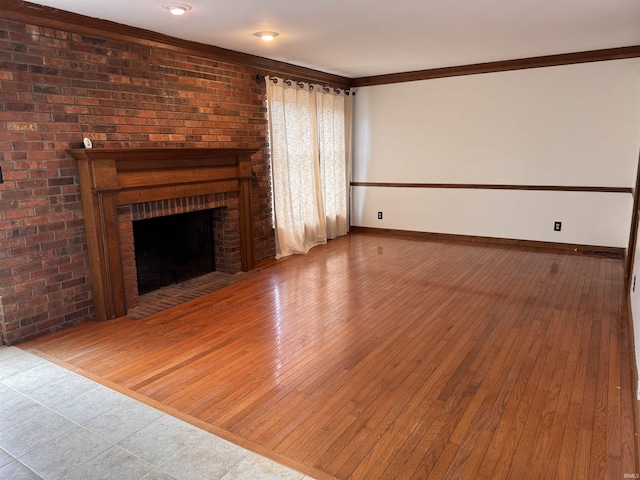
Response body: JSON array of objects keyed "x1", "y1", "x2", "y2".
[{"x1": 133, "y1": 209, "x2": 215, "y2": 294}]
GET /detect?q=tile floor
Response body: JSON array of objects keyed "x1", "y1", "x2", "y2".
[{"x1": 0, "y1": 346, "x2": 314, "y2": 480}]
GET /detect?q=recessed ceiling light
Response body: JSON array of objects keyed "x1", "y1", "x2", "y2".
[
  {"x1": 254, "y1": 31, "x2": 279, "y2": 42},
  {"x1": 164, "y1": 3, "x2": 192, "y2": 15}
]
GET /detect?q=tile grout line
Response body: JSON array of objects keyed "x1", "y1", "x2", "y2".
[{"x1": 0, "y1": 356, "x2": 168, "y2": 479}]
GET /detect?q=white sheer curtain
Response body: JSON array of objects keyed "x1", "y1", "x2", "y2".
[{"x1": 267, "y1": 77, "x2": 352, "y2": 258}]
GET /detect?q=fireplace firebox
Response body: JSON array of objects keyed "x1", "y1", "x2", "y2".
[{"x1": 133, "y1": 209, "x2": 215, "y2": 294}]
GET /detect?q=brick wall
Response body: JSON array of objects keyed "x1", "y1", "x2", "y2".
[{"x1": 0, "y1": 18, "x2": 275, "y2": 345}]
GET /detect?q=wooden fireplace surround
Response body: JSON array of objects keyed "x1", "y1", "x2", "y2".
[{"x1": 70, "y1": 148, "x2": 257, "y2": 321}]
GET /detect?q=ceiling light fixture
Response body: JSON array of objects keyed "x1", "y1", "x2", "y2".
[
  {"x1": 164, "y1": 3, "x2": 192, "y2": 15},
  {"x1": 254, "y1": 31, "x2": 279, "y2": 42}
]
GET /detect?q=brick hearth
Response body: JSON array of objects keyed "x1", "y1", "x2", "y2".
[{"x1": 127, "y1": 270, "x2": 255, "y2": 320}]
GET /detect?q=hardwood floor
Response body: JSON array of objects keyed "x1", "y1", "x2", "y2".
[{"x1": 22, "y1": 231, "x2": 638, "y2": 479}]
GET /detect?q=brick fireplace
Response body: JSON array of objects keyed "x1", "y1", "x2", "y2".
[
  {"x1": 70, "y1": 147, "x2": 257, "y2": 321},
  {"x1": 0, "y1": 10, "x2": 276, "y2": 345}
]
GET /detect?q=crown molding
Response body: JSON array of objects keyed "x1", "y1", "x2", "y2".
[{"x1": 350, "y1": 45, "x2": 640, "y2": 87}]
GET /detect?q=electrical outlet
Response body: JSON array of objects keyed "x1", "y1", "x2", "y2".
[
  {"x1": 554, "y1": 221, "x2": 562, "y2": 232},
  {"x1": 378, "y1": 212, "x2": 383, "y2": 220}
]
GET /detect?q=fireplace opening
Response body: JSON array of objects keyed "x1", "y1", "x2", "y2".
[{"x1": 133, "y1": 209, "x2": 215, "y2": 295}]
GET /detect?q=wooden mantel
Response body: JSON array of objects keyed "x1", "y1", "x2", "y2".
[{"x1": 69, "y1": 148, "x2": 257, "y2": 321}]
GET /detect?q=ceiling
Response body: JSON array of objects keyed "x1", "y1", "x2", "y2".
[{"x1": 28, "y1": 0, "x2": 640, "y2": 78}]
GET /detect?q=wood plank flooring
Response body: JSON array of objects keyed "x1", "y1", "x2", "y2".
[{"x1": 22, "y1": 231, "x2": 638, "y2": 479}]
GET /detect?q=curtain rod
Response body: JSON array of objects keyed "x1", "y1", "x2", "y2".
[{"x1": 255, "y1": 74, "x2": 354, "y2": 95}]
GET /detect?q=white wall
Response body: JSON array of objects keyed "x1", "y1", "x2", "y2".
[
  {"x1": 352, "y1": 59, "x2": 640, "y2": 248},
  {"x1": 352, "y1": 187, "x2": 632, "y2": 247}
]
